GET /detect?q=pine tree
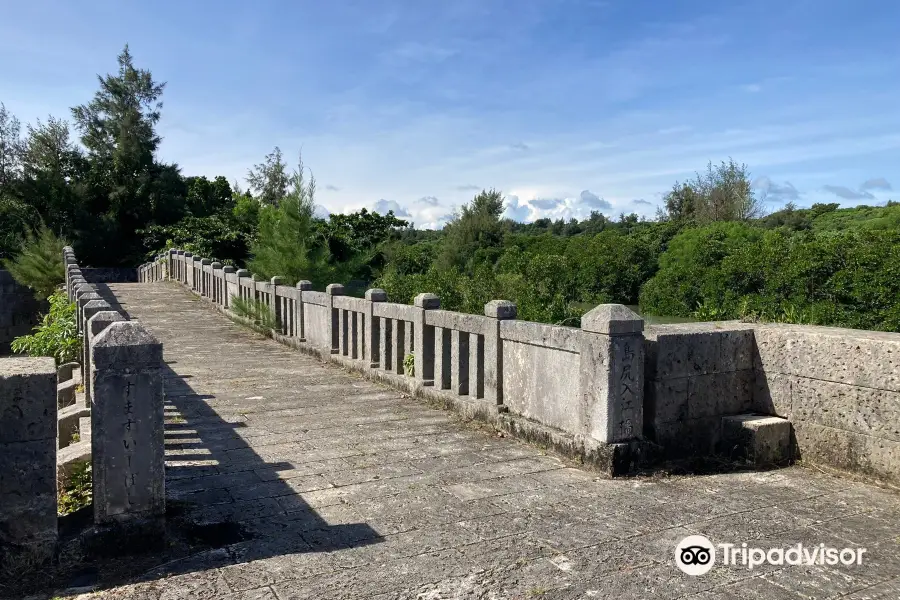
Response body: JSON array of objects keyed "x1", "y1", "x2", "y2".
[
  {"x1": 1, "y1": 223, "x2": 68, "y2": 299},
  {"x1": 248, "y1": 152, "x2": 337, "y2": 286},
  {"x1": 71, "y1": 45, "x2": 167, "y2": 264}
]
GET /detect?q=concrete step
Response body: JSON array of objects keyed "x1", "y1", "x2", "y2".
[
  {"x1": 58, "y1": 404, "x2": 91, "y2": 449},
  {"x1": 57, "y1": 378, "x2": 77, "y2": 408},
  {"x1": 721, "y1": 414, "x2": 793, "y2": 468},
  {"x1": 57, "y1": 439, "x2": 91, "y2": 489},
  {"x1": 57, "y1": 361, "x2": 80, "y2": 383}
]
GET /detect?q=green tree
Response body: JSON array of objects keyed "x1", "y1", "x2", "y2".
[
  {"x1": 0, "y1": 103, "x2": 23, "y2": 194},
  {"x1": 247, "y1": 153, "x2": 337, "y2": 285},
  {"x1": 71, "y1": 44, "x2": 167, "y2": 265},
  {"x1": 2, "y1": 224, "x2": 68, "y2": 299},
  {"x1": 0, "y1": 197, "x2": 39, "y2": 260},
  {"x1": 246, "y1": 146, "x2": 289, "y2": 206},
  {"x1": 185, "y1": 175, "x2": 233, "y2": 217},
  {"x1": 320, "y1": 208, "x2": 409, "y2": 277},
  {"x1": 661, "y1": 159, "x2": 763, "y2": 223},
  {"x1": 437, "y1": 188, "x2": 506, "y2": 272},
  {"x1": 19, "y1": 116, "x2": 86, "y2": 236}
]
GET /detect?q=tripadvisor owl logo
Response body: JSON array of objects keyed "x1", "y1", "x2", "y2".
[
  {"x1": 674, "y1": 535, "x2": 868, "y2": 575},
  {"x1": 675, "y1": 535, "x2": 716, "y2": 576}
]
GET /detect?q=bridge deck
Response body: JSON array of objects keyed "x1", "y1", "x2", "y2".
[{"x1": 89, "y1": 282, "x2": 900, "y2": 599}]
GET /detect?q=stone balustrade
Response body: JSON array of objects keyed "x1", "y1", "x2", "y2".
[
  {"x1": 141, "y1": 248, "x2": 900, "y2": 485},
  {"x1": 142, "y1": 250, "x2": 656, "y2": 474}
]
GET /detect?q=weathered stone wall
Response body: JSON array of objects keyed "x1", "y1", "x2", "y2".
[
  {"x1": 303, "y1": 297, "x2": 330, "y2": 351},
  {"x1": 0, "y1": 356, "x2": 58, "y2": 558},
  {"x1": 643, "y1": 322, "x2": 757, "y2": 456},
  {"x1": 0, "y1": 270, "x2": 45, "y2": 354},
  {"x1": 753, "y1": 324, "x2": 900, "y2": 484},
  {"x1": 645, "y1": 320, "x2": 900, "y2": 483},
  {"x1": 501, "y1": 321, "x2": 581, "y2": 433}
]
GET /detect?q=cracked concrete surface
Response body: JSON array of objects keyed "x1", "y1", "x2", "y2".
[{"x1": 76, "y1": 282, "x2": 900, "y2": 599}]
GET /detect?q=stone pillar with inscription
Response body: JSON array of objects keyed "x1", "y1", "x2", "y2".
[
  {"x1": 90, "y1": 321, "x2": 165, "y2": 530},
  {"x1": 579, "y1": 304, "x2": 644, "y2": 444}
]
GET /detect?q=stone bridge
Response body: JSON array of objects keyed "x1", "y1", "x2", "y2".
[{"x1": 1, "y1": 249, "x2": 899, "y2": 598}]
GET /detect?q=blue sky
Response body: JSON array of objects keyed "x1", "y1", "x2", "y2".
[{"x1": 2, "y1": 0, "x2": 899, "y2": 228}]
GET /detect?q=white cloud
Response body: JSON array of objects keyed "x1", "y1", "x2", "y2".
[
  {"x1": 371, "y1": 199, "x2": 412, "y2": 218},
  {"x1": 503, "y1": 195, "x2": 532, "y2": 222}
]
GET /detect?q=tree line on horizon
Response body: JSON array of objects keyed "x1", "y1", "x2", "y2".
[{"x1": 1, "y1": 46, "x2": 898, "y2": 332}]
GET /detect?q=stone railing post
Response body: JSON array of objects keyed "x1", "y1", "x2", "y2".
[
  {"x1": 579, "y1": 304, "x2": 645, "y2": 444},
  {"x1": 168, "y1": 249, "x2": 176, "y2": 280},
  {"x1": 270, "y1": 277, "x2": 284, "y2": 330},
  {"x1": 222, "y1": 266, "x2": 235, "y2": 308},
  {"x1": 484, "y1": 300, "x2": 517, "y2": 406},
  {"x1": 211, "y1": 263, "x2": 223, "y2": 305},
  {"x1": 90, "y1": 321, "x2": 165, "y2": 529},
  {"x1": 183, "y1": 252, "x2": 193, "y2": 289},
  {"x1": 296, "y1": 281, "x2": 312, "y2": 341},
  {"x1": 200, "y1": 259, "x2": 211, "y2": 297},
  {"x1": 192, "y1": 256, "x2": 202, "y2": 292},
  {"x1": 178, "y1": 250, "x2": 186, "y2": 283},
  {"x1": 68, "y1": 274, "x2": 85, "y2": 303},
  {"x1": 364, "y1": 289, "x2": 388, "y2": 367},
  {"x1": 0, "y1": 357, "x2": 58, "y2": 559},
  {"x1": 235, "y1": 269, "x2": 252, "y2": 303},
  {"x1": 413, "y1": 293, "x2": 440, "y2": 386},
  {"x1": 82, "y1": 299, "x2": 112, "y2": 404},
  {"x1": 64, "y1": 255, "x2": 78, "y2": 293},
  {"x1": 325, "y1": 284, "x2": 345, "y2": 354},
  {"x1": 84, "y1": 311, "x2": 127, "y2": 410}
]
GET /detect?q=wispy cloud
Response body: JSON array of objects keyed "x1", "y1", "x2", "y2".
[
  {"x1": 383, "y1": 41, "x2": 458, "y2": 65},
  {"x1": 822, "y1": 185, "x2": 875, "y2": 201},
  {"x1": 754, "y1": 177, "x2": 800, "y2": 202},
  {"x1": 324, "y1": 184, "x2": 340, "y2": 191},
  {"x1": 632, "y1": 198, "x2": 653, "y2": 206},
  {"x1": 861, "y1": 177, "x2": 892, "y2": 191},
  {"x1": 530, "y1": 198, "x2": 564, "y2": 210},
  {"x1": 418, "y1": 195, "x2": 440, "y2": 205},
  {"x1": 579, "y1": 190, "x2": 611, "y2": 210},
  {"x1": 657, "y1": 125, "x2": 692, "y2": 135}
]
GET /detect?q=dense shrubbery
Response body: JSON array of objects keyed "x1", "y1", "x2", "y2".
[
  {"x1": 639, "y1": 216, "x2": 900, "y2": 331},
  {"x1": 11, "y1": 291, "x2": 80, "y2": 364}
]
